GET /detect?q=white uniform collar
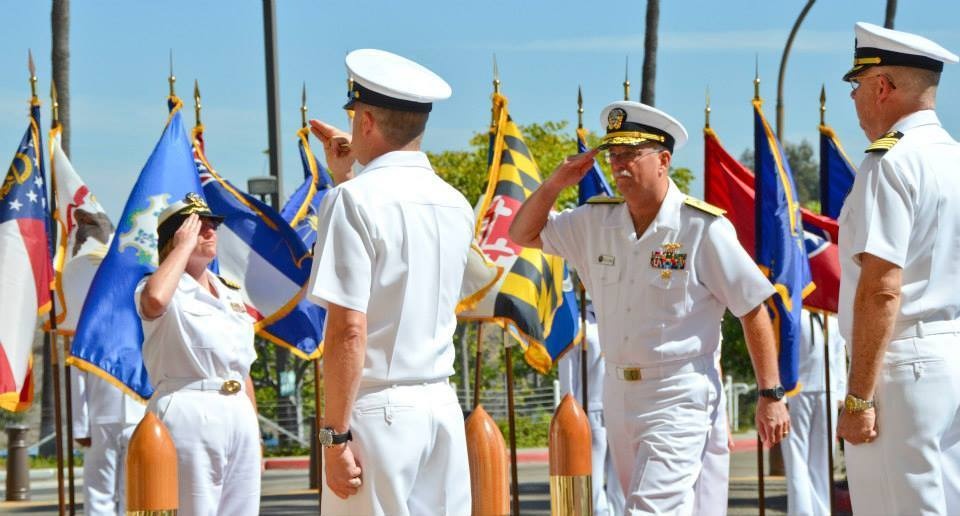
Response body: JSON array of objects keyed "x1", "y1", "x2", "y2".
[
  {"x1": 178, "y1": 270, "x2": 220, "y2": 299},
  {"x1": 890, "y1": 109, "x2": 941, "y2": 133},
  {"x1": 619, "y1": 178, "x2": 683, "y2": 236},
  {"x1": 358, "y1": 150, "x2": 432, "y2": 176}
]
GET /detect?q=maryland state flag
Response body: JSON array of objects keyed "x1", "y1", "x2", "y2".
[
  {"x1": 819, "y1": 123, "x2": 856, "y2": 220},
  {"x1": 458, "y1": 93, "x2": 567, "y2": 373},
  {"x1": 753, "y1": 99, "x2": 814, "y2": 394},
  {"x1": 0, "y1": 98, "x2": 52, "y2": 411}
]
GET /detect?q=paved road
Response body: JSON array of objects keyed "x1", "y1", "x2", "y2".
[{"x1": 0, "y1": 444, "x2": 811, "y2": 515}]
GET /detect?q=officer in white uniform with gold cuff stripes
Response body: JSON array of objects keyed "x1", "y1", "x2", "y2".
[
  {"x1": 306, "y1": 49, "x2": 474, "y2": 515},
  {"x1": 135, "y1": 193, "x2": 261, "y2": 516},
  {"x1": 511, "y1": 101, "x2": 790, "y2": 514},
  {"x1": 837, "y1": 22, "x2": 960, "y2": 515}
]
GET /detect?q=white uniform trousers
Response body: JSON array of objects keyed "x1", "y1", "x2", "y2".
[
  {"x1": 604, "y1": 362, "x2": 720, "y2": 515},
  {"x1": 148, "y1": 389, "x2": 261, "y2": 516},
  {"x1": 783, "y1": 392, "x2": 836, "y2": 516},
  {"x1": 83, "y1": 422, "x2": 136, "y2": 515},
  {"x1": 321, "y1": 381, "x2": 471, "y2": 516},
  {"x1": 846, "y1": 334, "x2": 960, "y2": 515},
  {"x1": 587, "y1": 409, "x2": 625, "y2": 516},
  {"x1": 692, "y1": 379, "x2": 730, "y2": 516}
]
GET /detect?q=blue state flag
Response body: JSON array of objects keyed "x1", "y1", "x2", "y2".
[
  {"x1": 192, "y1": 127, "x2": 324, "y2": 360},
  {"x1": 576, "y1": 127, "x2": 613, "y2": 205},
  {"x1": 818, "y1": 124, "x2": 856, "y2": 220},
  {"x1": 543, "y1": 265, "x2": 581, "y2": 363},
  {"x1": 69, "y1": 97, "x2": 203, "y2": 400},
  {"x1": 280, "y1": 127, "x2": 334, "y2": 249},
  {"x1": 753, "y1": 99, "x2": 814, "y2": 394}
]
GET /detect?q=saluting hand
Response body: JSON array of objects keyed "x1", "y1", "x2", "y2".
[
  {"x1": 309, "y1": 119, "x2": 354, "y2": 184},
  {"x1": 173, "y1": 214, "x2": 202, "y2": 253},
  {"x1": 546, "y1": 149, "x2": 601, "y2": 190},
  {"x1": 837, "y1": 407, "x2": 878, "y2": 445},
  {"x1": 755, "y1": 397, "x2": 791, "y2": 446},
  {"x1": 324, "y1": 443, "x2": 363, "y2": 499}
]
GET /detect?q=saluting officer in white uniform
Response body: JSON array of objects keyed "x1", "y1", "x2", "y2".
[
  {"x1": 782, "y1": 309, "x2": 846, "y2": 516},
  {"x1": 306, "y1": 49, "x2": 474, "y2": 515},
  {"x1": 836, "y1": 22, "x2": 960, "y2": 515},
  {"x1": 71, "y1": 369, "x2": 145, "y2": 515},
  {"x1": 511, "y1": 101, "x2": 791, "y2": 514},
  {"x1": 557, "y1": 301, "x2": 625, "y2": 515},
  {"x1": 135, "y1": 193, "x2": 261, "y2": 516}
]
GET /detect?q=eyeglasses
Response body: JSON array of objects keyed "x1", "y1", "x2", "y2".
[
  {"x1": 605, "y1": 148, "x2": 661, "y2": 164},
  {"x1": 850, "y1": 73, "x2": 895, "y2": 92},
  {"x1": 200, "y1": 219, "x2": 221, "y2": 231}
]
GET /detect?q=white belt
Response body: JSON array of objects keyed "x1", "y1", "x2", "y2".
[
  {"x1": 613, "y1": 354, "x2": 714, "y2": 382},
  {"x1": 157, "y1": 377, "x2": 244, "y2": 395},
  {"x1": 893, "y1": 320, "x2": 960, "y2": 340}
]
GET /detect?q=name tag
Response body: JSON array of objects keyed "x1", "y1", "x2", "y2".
[
  {"x1": 230, "y1": 302, "x2": 247, "y2": 314},
  {"x1": 598, "y1": 254, "x2": 616, "y2": 266}
]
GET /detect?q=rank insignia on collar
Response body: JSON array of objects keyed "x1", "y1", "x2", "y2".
[{"x1": 650, "y1": 243, "x2": 687, "y2": 274}]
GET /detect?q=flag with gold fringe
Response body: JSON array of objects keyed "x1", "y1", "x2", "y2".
[{"x1": 457, "y1": 93, "x2": 568, "y2": 374}]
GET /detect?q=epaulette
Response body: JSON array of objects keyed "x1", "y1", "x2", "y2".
[
  {"x1": 683, "y1": 196, "x2": 725, "y2": 217},
  {"x1": 586, "y1": 195, "x2": 624, "y2": 205},
  {"x1": 218, "y1": 275, "x2": 241, "y2": 290},
  {"x1": 865, "y1": 131, "x2": 903, "y2": 153}
]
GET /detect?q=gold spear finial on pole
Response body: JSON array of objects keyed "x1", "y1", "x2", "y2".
[
  {"x1": 51, "y1": 80, "x2": 60, "y2": 126},
  {"x1": 301, "y1": 82, "x2": 308, "y2": 129},
  {"x1": 705, "y1": 87, "x2": 711, "y2": 129},
  {"x1": 28, "y1": 50, "x2": 38, "y2": 99},
  {"x1": 819, "y1": 84, "x2": 826, "y2": 126},
  {"x1": 577, "y1": 86, "x2": 584, "y2": 130},
  {"x1": 168, "y1": 50, "x2": 176, "y2": 97},
  {"x1": 193, "y1": 80, "x2": 202, "y2": 127},
  {"x1": 493, "y1": 54, "x2": 501, "y2": 94},
  {"x1": 623, "y1": 56, "x2": 631, "y2": 101},
  {"x1": 753, "y1": 54, "x2": 761, "y2": 101}
]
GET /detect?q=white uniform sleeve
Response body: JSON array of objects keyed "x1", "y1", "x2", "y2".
[
  {"x1": 307, "y1": 188, "x2": 374, "y2": 313},
  {"x1": 70, "y1": 368, "x2": 89, "y2": 439},
  {"x1": 540, "y1": 207, "x2": 590, "y2": 274},
  {"x1": 134, "y1": 277, "x2": 176, "y2": 341},
  {"x1": 698, "y1": 217, "x2": 775, "y2": 317},
  {"x1": 848, "y1": 159, "x2": 914, "y2": 267}
]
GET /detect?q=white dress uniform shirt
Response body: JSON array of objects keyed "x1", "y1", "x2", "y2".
[
  {"x1": 71, "y1": 369, "x2": 145, "y2": 515},
  {"x1": 135, "y1": 271, "x2": 260, "y2": 516},
  {"x1": 839, "y1": 109, "x2": 960, "y2": 515},
  {"x1": 783, "y1": 310, "x2": 846, "y2": 516},
  {"x1": 307, "y1": 150, "x2": 474, "y2": 516},
  {"x1": 541, "y1": 178, "x2": 774, "y2": 513}
]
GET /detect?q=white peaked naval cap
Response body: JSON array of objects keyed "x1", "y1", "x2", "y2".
[
  {"x1": 344, "y1": 49, "x2": 452, "y2": 113},
  {"x1": 598, "y1": 101, "x2": 688, "y2": 153},
  {"x1": 844, "y1": 21, "x2": 958, "y2": 81}
]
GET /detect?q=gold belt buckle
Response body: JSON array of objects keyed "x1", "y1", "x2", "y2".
[
  {"x1": 221, "y1": 380, "x2": 242, "y2": 395},
  {"x1": 619, "y1": 367, "x2": 642, "y2": 381}
]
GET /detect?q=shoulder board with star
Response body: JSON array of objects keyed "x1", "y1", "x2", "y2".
[
  {"x1": 217, "y1": 275, "x2": 242, "y2": 290},
  {"x1": 683, "y1": 196, "x2": 726, "y2": 217},
  {"x1": 585, "y1": 195, "x2": 624, "y2": 205},
  {"x1": 865, "y1": 131, "x2": 903, "y2": 154}
]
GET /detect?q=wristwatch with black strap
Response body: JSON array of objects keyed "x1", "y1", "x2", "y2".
[
  {"x1": 758, "y1": 385, "x2": 786, "y2": 401},
  {"x1": 318, "y1": 427, "x2": 353, "y2": 447}
]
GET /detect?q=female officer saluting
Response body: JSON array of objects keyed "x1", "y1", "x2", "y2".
[{"x1": 135, "y1": 193, "x2": 260, "y2": 516}]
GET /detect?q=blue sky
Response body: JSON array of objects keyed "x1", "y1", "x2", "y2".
[{"x1": 3, "y1": 1, "x2": 959, "y2": 219}]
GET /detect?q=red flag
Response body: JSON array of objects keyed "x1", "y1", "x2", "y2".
[{"x1": 703, "y1": 128, "x2": 840, "y2": 313}]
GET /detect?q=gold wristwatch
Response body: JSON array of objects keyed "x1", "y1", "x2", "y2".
[{"x1": 844, "y1": 394, "x2": 875, "y2": 413}]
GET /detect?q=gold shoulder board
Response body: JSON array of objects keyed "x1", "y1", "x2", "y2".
[
  {"x1": 586, "y1": 195, "x2": 624, "y2": 205},
  {"x1": 218, "y1": 275, "x2": 241, "y2": 290},
  {"x1": 683, "y1": 196, "x2": 726, "y2": 217},
  {"x1": 865, "y1": 131, "x2": 903, "y2": 153}
]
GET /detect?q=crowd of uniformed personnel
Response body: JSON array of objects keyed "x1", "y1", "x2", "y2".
[{"x1": 70, "y1": 20, "x2": 959, "y2": 516}]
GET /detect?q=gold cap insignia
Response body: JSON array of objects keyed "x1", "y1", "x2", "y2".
[{"x1": 607, "y1": 108, "x2": 627, "y2": 131}]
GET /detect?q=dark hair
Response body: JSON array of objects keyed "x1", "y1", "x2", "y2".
[{"x1": 366, "y1": 104, "x2": 428, "y2": 147}]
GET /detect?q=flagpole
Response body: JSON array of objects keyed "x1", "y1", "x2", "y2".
[
  {"x1": 503, "y1": 329, "x2": 520, "y2": 516},
  {"x1": 51, "y1": 79, "x2": 77, "y2": 515},
  {"x1": 32, "y1": 51, "x2": 68, "y2": 516},
  {"x1": 818, "y1": 88, "x2": 836, "y2": 516},
  {"x1": 623, "y1": 57, "x2": 630, "y2": 101},
  {"x1": 575, "y1": 88, "x2": 590, "y2": 413},
  {"x1": 753, "y1": 63, "x2": 767, "y2": 516},
  {"x1": 473, "y1": 323, "x2": 485, "y2": 408}
]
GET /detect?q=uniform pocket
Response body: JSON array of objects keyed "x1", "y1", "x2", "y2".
[{"x1": 647, "y1": 270, "x2": 689, "y2": 319}]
